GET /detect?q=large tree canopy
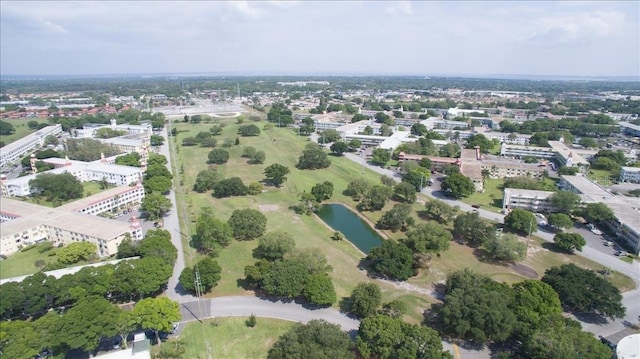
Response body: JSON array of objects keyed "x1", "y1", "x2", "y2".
[
  {"x1": 267, "y1": 320, "x2": 354, "y2": 359},
  {"x1": 542, "y1": 264, "x2": 625, "y2": 319},
  {"x1": 356, "y1": 315, "x2": 451, "y2": 359},
  {"x1": 228, "y1": 208, "x2": 267, "y2": 240},
  {"x1": 29, "y1": 172, "x2": 83, "y2": 202}
]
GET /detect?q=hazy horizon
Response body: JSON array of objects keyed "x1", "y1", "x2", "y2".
[{"x1": 1, "y1": 1, "x2": 638, "y2": 78}]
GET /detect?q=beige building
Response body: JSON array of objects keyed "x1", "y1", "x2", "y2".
[{"x1": 0, "y1": 186, "x2": 144, "y2": 257}]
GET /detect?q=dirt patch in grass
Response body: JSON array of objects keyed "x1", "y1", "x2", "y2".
[
  {"x1": 258, "y1": 204, "x2": 279, "y2": 212},
  {"x1": 510, "y1": 263, "x2": 539, "y2": 279}
]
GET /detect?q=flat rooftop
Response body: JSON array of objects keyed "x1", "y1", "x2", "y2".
[
  {"x1": 0, "y1": 198, "x2": 133, "y2": 241},
  {"x1": 504, "y1": 188, "x2": 554, "y2": 198},
  {"x1": 57, "y1": 184, "x2": 143, "y2": 212}
]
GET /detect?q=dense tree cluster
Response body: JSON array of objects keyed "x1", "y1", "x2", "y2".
[
  {"x1": 365, "y1": 240, "x2": 414, "y2": 281},
  {"x1": 245, "y1": 248, "x2": 336, "y2": 306},
  {"x1": 441, "y1": 173, "x2": 475, "y2": 199},
  {"x1": 179, "y1": 257, "x2": 222, "y2": 294},
  {"x1": 64, "y1": 138, "x2": 121, "y2": 161},
  {"x1": 0, "y1": 230, "x2": 176, "y2": 321},
  {"x1": 267, "y1": 320, "x2": 353, "y2": 359},
  {"x1": 192, "y1": 207, "x2": 233, "y2": 255},
  {"x1": 357, "y1": 315, "x2": 451, "y2": 359},
  {"x1": 228, "y1": 208, "x2": 267, "y2": 240},
  {"x1": 296, "y1": 143, "x2": 331, "y2": 169},
  {"x1": 29, "y1": 172, "x2": 83, "y2": 203},
  {"x1": 542, "y1": 264, "x2": 625, "y2": 319},
  {"x1": 436, "y1": 268, "x2": 613, "y2": 357}
]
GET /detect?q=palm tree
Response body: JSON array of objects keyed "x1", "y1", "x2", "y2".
[{"x1": 481, "y1": 169, "x2": 491, "y2": 180}]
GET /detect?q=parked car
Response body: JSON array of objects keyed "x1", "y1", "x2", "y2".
[
  {"x1": 599, "y1": 336, "x2": 616, "y2": 350},
  {"x1": 603, "y1": 241, "x2": 614, "y2": 247},
  {"x1": 471, "y1": 204, "x2": 480, "y2": 209},
  {"x1": 615, "y1": 251, "x2": 629, "y2": 257}
]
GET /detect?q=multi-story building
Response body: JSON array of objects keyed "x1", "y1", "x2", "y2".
[
  {"x1": 620, "y1": 166, "x2": 640, "y2": 183},
  {"x1": 57, "y1": 184, "x2": 145, "y2": 216},
  {"x1": 421, "y1": 117, "x2": 469, "y2": 131},
  {"x1": 0, "y1": 197, "x2": 143, "y2": 257},
  {"x1": 548, "y1": 141, "x2": 590, "y2": 171},
  {"x1": 500, "y1": 143, "x2": 556, "y2": 159},
  {"x1": 620, "y1": 121, "x2": 640, "y2": 137},
  {"x1": 560, "y1": 175, "x2": 640, "y2": 254},
  {"x1": 503, "y1": 188, "x2": 555, "y2": 213},
  {"x1": 0, "y1": 157, "x2": 143, "y2": 197},
  {"x1": 0, "y1": 124, "x2": 63, "y2": 168}
]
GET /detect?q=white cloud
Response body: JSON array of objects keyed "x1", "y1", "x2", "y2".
[
  {"x1": 384, "y1": 1, "x2": 413, "y2": 16},
  {"x1": 525, "y1": 10, "x2": 629, "y2": 46}
]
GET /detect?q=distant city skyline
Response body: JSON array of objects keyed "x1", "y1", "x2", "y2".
[{"x1": 1, "y1": 1, "x2": 638, "y2": 78}]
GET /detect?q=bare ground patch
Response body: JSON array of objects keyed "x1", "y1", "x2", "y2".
[
  {"x1": 510, "y1": 263, "x2": 539, "y2": 279},
  {"x1": 258, "y1": 204, "x2": 279, "y2": 212}
]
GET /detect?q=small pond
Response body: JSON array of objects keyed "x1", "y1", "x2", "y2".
[{"x1": 316, "y1": 203, "x2": 383, "y2": 254}]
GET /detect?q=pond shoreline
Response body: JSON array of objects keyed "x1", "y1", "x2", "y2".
[{"x1": 313, "y1": 202, "x2": 389, "y2": 256}]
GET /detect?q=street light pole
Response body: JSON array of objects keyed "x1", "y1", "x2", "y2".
[{"x1": 525, "y1": 219, "x2": 533, "y2": 257}]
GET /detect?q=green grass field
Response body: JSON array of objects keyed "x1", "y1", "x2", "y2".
[
  {"x1": 162, "y1": 317, "x2": 294, "y2": 359},
  {"x1": 587, "y1": 169, "x2": 617, "y2": 186},
  {"x1": 0, "y1": 118, "x2": 50, "y2": 145},
  {"x1": 459, "y1": 178, "x2": 504, "y2": 212},
  {"x1": 169, "y1": 118, "x2": 636, "y2": 325}
]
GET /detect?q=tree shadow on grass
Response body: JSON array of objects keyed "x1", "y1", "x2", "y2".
[
  {"x1": 472, "y1": 248, "x2": 511, "y2": 267},
  {"x1": 541, "y1": 242, "x2": 569, "y2": 254}
]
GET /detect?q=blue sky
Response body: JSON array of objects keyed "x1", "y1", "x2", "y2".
[{"x1": 1, "y1": 1, "x2": 638, "y2": 77}]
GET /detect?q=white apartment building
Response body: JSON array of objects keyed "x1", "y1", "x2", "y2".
[
  {"x1": 0, "y1": 124, "x2": 63, "y2": 168},
  {"x1": 500, "y1": 143, "x2": 556, "y2": 159},
  {"x1": 57, "y1": 184, "x2": 145, "y2": 216},
  {"x1": 548, "y1": 141, "x2": 590, "y2": 171},
  {"x1": 421, "y1": 117, "x2": 469, "y2": 131},
  {"x1": 1, "y1": 158, "x2": 143, "y2": 197},
  {"x1": 503, "y1": 188, "x2": 555, "y2": 213},
  {"x1": 620, "y1": 166, "x2": 640, "y2": 183},
  {"x1": 0, "y1": 198, "x2": 142, "y2": 257}
]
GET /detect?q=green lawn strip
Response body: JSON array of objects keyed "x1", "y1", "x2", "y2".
[
  {"x1": 0, "y1": 243, "x2": 89, "y2": 279},
  {"x1": 166, "y1": 317, "x2": 294, "y2": 359},
  {"x1": 1, "y1": 118, "x2": 49, "y2": 145},
  {"x1": 586, "y1": 169, "x2": 616, "y2": 186},
  {"x1": 523, "y1": 237, "x2": 636, "y2": 292},
  {"x1": 459, "y1": 178, "x2": 504, "y2": 212}
]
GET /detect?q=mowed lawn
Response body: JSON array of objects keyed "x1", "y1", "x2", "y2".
[
  {"x1": 1, "y1": 118, "x2": 50, "y2": 145},
  {"x1": 170, "y1": 118, "x2": 635, "y2": 324},
  {"x1": 168, "y1": 317, "x2": 294, "y2": 359}
]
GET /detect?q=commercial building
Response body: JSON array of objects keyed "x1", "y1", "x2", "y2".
[
  {"x1": 0, "y1": 124, "x2": 63, "y2": 168},
  {"x1": 0, "y1": 196, "x2": 143, "y2": 257},
  {"x1": 620, "y1": 166, "x2": 640, "y2": 183}
]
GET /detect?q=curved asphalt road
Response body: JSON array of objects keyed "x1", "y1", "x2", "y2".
[{"x1": 343, "y1": 152, "x2": 640, "y2": 339}]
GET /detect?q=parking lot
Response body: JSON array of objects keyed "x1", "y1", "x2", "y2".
[{"x1": 112, "y1": 207, "x2": 157, "y2": 236}]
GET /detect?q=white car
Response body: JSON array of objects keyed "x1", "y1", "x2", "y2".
[{"x1": 592, "y1": 229, "x2": 602, "y2": 235}]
